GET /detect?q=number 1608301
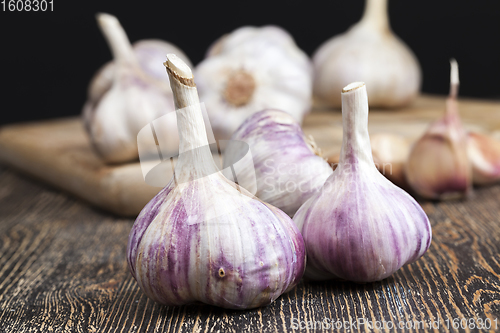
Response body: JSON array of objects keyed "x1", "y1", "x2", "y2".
[{"x1": 2, "y1": 0, "x2": 53, "y2": 11}]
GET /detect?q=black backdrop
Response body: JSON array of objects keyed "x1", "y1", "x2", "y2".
[{"x1": 1, "y1": 0, "x2": 499, "y2": 125}]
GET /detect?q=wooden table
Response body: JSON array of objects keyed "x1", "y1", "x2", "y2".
[{"x1": 1, "y1": 163, "x2": 499, "y2": 332}]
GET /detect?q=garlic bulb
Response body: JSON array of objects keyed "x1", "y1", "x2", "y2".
[
  {"x1": 195, "y1": 26, "x2": 312, "y2": 140},
  {"x1": 406, "y1": 60, "x2": 472, "y2": 199},
  {"x1": 223, "y1": 109, "x2": 333, "y2": 217},
  {"x1": 83, "y1": 13, "x2": 191, "y2": 163},
  {"x1": 371, "y1": 133, "x2": 410, "y2": 188},
  {"x1": 293, "y1": 82, "x2": 431, "y2": 282},
  {"x1": 127, "y1": 54, "x2": 306, "y2": 309},
  {"x1": 467, "y1": 132, "x2": 500, "y2": 185},
  {"x1": 312, "y1": 0, "x2": 421, "y2": 108}
]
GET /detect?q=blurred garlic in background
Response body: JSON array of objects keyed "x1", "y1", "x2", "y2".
[
  {"x1": 405, "y1": 59, "x2": 472, "y2": 199},
  {"x1": 312, "y1": 0, "x2": 421, "y2": 108},
  {"x1": 195, "y1": 26, "x2": 313, "y2": 140},
  {"x1": 83, "y1": 13, "x2": 192, "y2": 164},
  {"x1": 223, "y1": 109, "x2": 333, "y2": 217},
  {"x1": 371, "y1": 133, "x2": 410, "y2": 188},
  {"x1": 467, "y1": 132, "x2": 500, "y2": 185}
]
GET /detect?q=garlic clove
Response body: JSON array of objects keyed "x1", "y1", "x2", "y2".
[
  {"x1": 313, "y1": 0, "x2": 421, "y2": 108},
  {"x1": 371, "y1": 133, "x2": 410, "y2": 189},
  {"x1": 127, "y1": 54, "x2": 306, "y2": 309},
  {"x1": 405, "y1": 59, "x2": 472, "y2": 199},
  {"x1": 293, "y1": 82, "x2": 431, "y2": 282},
  {"x1": 467, "y1": 132, "x2": 500, "y2": 185},
  {"x1": 83, "y1": 13, "x2": 189, "y2": 164},
  {"x1": 195, "y1": 26, "x2": 312, "y2": 140},
  {"x1": 223, "y1": 109, "x2": 333, "y2": 217}
]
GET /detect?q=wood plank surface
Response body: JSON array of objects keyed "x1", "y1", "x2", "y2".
[
  {"x1": 1, "y1": 95, "x2": 499, "y2": 217},
  {"x1": 0, "y1": 164, "x2": 499, "y2": 332}
]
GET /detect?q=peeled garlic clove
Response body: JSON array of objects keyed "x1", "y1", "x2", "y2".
[
  {"x1": 223, "y1": 109, "x2": 333, "y2": 217},
  {"x1": 313, "y1": 0, "x2": 421, "y2": 108},
  {"x1": 127, "y1": 54, "x2": 306, "y2": 309},
  {"x1": 83, "y1": 13, "x2": 188, "y2": 163},
  {"x1": 371, "y1": 133, "x2": 410, "y2": 188},
  {"x1": 293, "y1": 82, "x2": 431, "y2": 282},
  {"x1": 405, "y1": 60, "x2": 472, "y2": 199},
  {"x1": 195, "y1": 26, "x2": 312, "y2": 140},
  {"x1": 467, "y1": 132, "x2": 500, "y2": 185}
]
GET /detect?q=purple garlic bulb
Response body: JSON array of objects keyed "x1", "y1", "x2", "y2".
[
  {"x1": 223, "y1": 109, "x2": 333, "y2": 217},
  {"x1": 127, "y1": 54, "x2": 306, "y2": 309},
  {"x1": 293, "y1": 82, "x2": 431, "y2": 282}
]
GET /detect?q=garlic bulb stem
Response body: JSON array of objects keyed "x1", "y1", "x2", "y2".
[
  {"x1": 360, "y1": 0, "x2": 389, "y2": 31},
  {"x1": 96, "y1": 13, "x2": 137, "y2": 65},
  {"x1": 449, "y1": 58, "x2": 459, "y2": 99},
  {"x1": 444, "y1": 60, "x2": 461, "y2": 132},
  {"x1": 339, "y1": 82, "x2": 374, "y2": 167},
  {"x1": 164, "y1": 54, "x2": 209, "y2": 154}
]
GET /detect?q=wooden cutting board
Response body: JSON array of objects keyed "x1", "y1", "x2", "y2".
[{"x1": 1, "y1": 95, "x2": 499, "y2": 216}]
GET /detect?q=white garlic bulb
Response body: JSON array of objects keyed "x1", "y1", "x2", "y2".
[
  {"x1": 405, "y1": 60, "x2": 472, "y2": 199},
  {"x1": 127, "y1": 54, "x2": 306, "y2": 309},
  {"x1": 313, "y1": 0, "x2": 421, "y2": 108},
  {"x1": 83, "y1": 13, "x2": 191, "y2": 163},
  {"x1": 293, "y1": 82, "x2": 431, "y2": 282},
  {"x1": 195, "y1": 26, "x2": 313, "y2": 140},
  {"x1": 223, "y1": 109, "x2": 333, "y2": 217}
]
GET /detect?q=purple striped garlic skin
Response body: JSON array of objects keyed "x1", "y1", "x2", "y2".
[
  {"x1": 223, "y1": 109, "x2": 333, "y2": 217},
  {"x1": 126, "y1": 54, "x2": 306, "y2": 310},
  {"x1": 126, "y1": 174, "x2": 306, "y2": 309},
  {"x1": 293, "y1": 82, "x2": 431, "y2": 282}
]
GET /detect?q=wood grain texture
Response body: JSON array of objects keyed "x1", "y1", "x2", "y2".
[
  {"x1": 0, "y1": 166, "x2": 499, "y2": 332},
  {"x1": 1, "y1": 95, "x2": 499, "y2": 217}
]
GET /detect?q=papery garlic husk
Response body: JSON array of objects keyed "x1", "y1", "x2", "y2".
[
  {"x1": 195, "y1": 26, "x2": 312, "y2": 140},
  {"x1": 293, "y1": 82, "x2": 431, "y2": 282},
  {"x1": 371, "y1": 133, "x2": 410, "y2": 189},
  {"x1": 83, "y1": 13, "x2": 191, "y2": 163},
  {"x1": 405, "y1": 60, "x2": 472, "y2": 199},
  {"x1": 467, "y1": 132, "x2": 500, "y2": 185},
  {"x1": 223, "y1": 109, "x2": 333, "y2": 217},
  {"x1": 127, "y1": 54, "x2": 306, "y2": 309},
  {"x1": 85, "y1": 40, "x2": 192, "y2": 106},
  {"x1": 206, "y1": 26, "x2": 304, "y2": 64},
  {"x1": 312, "y1": 0, "x2": 421, "y2": 108}
]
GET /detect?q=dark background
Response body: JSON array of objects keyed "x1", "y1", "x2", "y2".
[{"x1": 1, "y1": 0, "x2": 499, "y2": 125}]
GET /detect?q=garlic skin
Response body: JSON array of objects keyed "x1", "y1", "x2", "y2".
[
  {"x1": 223, "y1": 109, "x2": 333, "y2": 217},
  {"x1": 371, "y1": 133, "x2": 410, "y2": 188},
  {"x1": 467, "y1": 132, "x2": 500, "y2": 185},
  {"x1": 83, "y1": 14, "x2": 191, "y2": 163},
  {"x1": 405, "y1": 60, "x2": 472, "y2": 199},
  {"x1": 293, "y1": 82, "x2": 431, "y2": 282},
  {"x1": 85, "y1": 40, "x2": 192, "y2": 105},
  {"x1": 195, "y1": 26, "x2": 312, "y2": 140},
  {"x1": 127, "y1": 54, "x2": 306, "y2": 309},
  {"x1": 313, "y1": 0, "x2": 421, "y2": 108}
]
